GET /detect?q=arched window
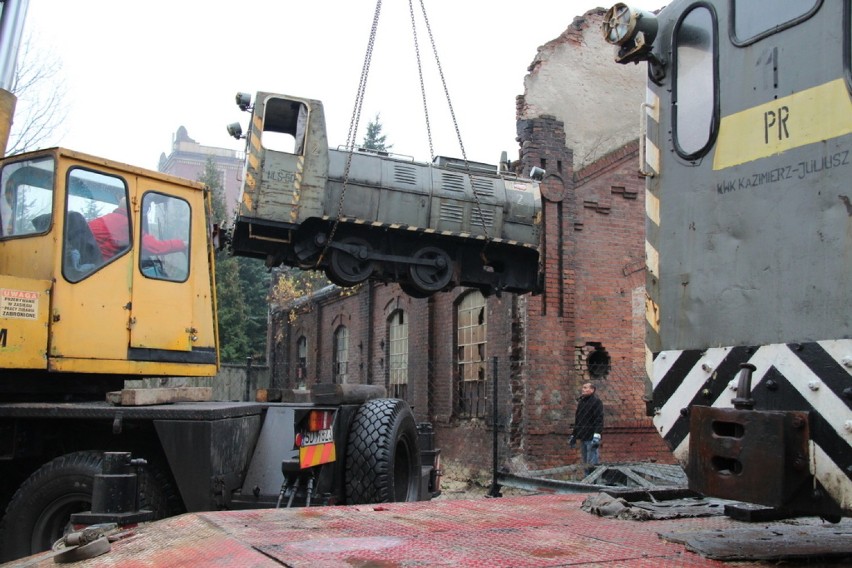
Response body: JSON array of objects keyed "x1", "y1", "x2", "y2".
[
  {"x1": 388, "y1": 310, "x2": 408, "y2": 399},
  {"x1": 333, "y1": 325, "x2": 349, "y2": 384},
  {"x1": 456, "y1": 291, "x2": 487, "y2": 418}
]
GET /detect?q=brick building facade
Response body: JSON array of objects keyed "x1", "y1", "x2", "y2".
[
  {"x1": 269, "y1": 10, "x2": 673, "y2": 474},
  {"x1": 158, "y1": 126, "x2": 244, "y2": 218}
]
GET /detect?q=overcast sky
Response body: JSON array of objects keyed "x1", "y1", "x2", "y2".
[{"x1": 22, "y1": 1, "x2": 664, "y2": 171}]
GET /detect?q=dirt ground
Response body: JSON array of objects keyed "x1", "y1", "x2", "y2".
[{"x1": 434, "y1": 469, "x2": 536, "y2": 500}]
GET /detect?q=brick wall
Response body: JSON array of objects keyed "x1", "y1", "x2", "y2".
[
  {"x1": 268, "y1": 129, "x2": 673, "y2": 472},
  {"x1": 515, "y1": 116, "x2": 672, "y2": 468}
]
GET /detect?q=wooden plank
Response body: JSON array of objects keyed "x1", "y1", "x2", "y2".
[{"x1": 107, "y1": 387, "x2": 213, "y2": 406}]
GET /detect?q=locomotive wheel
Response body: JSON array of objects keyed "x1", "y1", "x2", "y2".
[
  {"x1": 408, "y1": 246, "x2": 452, "y2": 294},
  {"x1": 0, "y1": 451, "x2": 183, "y2": 562},
  {"x1": 328, "y1": 237, "x2": 374, "y2": 286},
  {"x1": 344, "y1": 399, "x2": 421, "y2": 504}
]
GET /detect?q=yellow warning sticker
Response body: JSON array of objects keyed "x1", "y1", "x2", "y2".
[{"x1": 0, "y1": 288, "x2": 39, "y2": 320}]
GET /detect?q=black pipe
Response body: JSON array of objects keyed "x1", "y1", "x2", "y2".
[{"x1": 488, "y1": 356, "x2": 502, "y2": 498}]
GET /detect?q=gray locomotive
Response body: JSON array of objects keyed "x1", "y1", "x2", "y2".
[
  {"x1": 605, "y1": 1, "x2": 851, "y2": 519},
  {"x1": 227, "y1": 92, "x2": 543, "y2": 297}
]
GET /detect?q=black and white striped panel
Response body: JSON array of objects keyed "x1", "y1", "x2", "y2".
[{"x1": 652, "y1": 339, "x2": 852, "y2": 513}]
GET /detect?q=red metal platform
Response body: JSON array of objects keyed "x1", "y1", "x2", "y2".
[{"x1": 7, "y1": 494, "x2": 840, "y2": 567}]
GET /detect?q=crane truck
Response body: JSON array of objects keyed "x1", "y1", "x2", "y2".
[
  {"x1": 0, "y1": 14, "x2": 452, "y2": 568},
  {"x1": 0, "y1": 123, "x2": 442, "y2": 562}
]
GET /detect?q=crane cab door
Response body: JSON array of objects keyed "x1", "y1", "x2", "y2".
[{"x1": 128, "y1": 186, "x2": 195, "y2": 356}]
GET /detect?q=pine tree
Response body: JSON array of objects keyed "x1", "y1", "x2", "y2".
[
  {"x1": 362, "y1": 113, "x2": 392, "y2": 151},
  {"x1": 198, "y1": 157, "x2": 270, "y2": 362},
  {"x1": 216, "y1": 255, "x2": 253, "y2": 361}
]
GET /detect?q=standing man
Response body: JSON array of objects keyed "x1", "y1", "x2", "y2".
[{"x1": 569, "y1": 382, "x2": 604, "y2": 476}]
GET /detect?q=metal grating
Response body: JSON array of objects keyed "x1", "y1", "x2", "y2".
[
  {"x1": 471, "y1": 177, "x2": 495, "y2": 197},
  {"x1": 393, "y1": 164, "x2": 417, "y2": 185},
  {"x1": 471, "y1": 207, "x2": 495, "y2": 228},
  {"x1": 439, "y1": 202, "x2": 464, "y2": 223},
  {"x1": 440, "y1": 172, "x2": 465, "y2": 192}
]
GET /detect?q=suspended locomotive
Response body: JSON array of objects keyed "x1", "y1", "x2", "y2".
[
  {"x1": 227, "y1": 92, "x2": 543, "y2": 297},
  {"x1": 605, "y1": 1, "x2": 851, "y2": 519}
]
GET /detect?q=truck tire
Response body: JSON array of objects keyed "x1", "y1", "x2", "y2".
[
  {"x1": 0, "y1": 451, "x2": 182, "y2": 562},
  {"x1": 345, "y1": 398, "x2": 421, "y2": 504}
]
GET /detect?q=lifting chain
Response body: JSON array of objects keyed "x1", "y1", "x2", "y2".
[
  {"x1": 317, "y1": 0, "x2": 383, "y2": 268},
  {"x1": 319, "y1": 0, "x2": 492, "y2": 270},
  {"x1": 409, "y1": 0, "x2": 492, "y2": 247}
]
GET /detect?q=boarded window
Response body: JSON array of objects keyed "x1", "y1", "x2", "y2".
[
  {"x1": 333, "y1": 325, "x2": 349, "y2": 384},
  {"x1": 456, "y1": 291, "x2": 487, "y2": 418}
]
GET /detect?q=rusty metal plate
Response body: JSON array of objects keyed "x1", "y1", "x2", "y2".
[
  {"x1": 14, "y1": 494, "x2": 772, "y2": 567},
  {"x1": 660, "y1": 519, "x2": 852, "y2": 561},
  {"x1": 688, "y1": 406, "x2": 810, "y2": 507}
]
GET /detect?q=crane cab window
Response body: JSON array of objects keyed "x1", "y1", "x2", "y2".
[
  {"x1": 733, "y1": 0, "x2": 821, "y2": 45},
  {"x1": 0, "y1": 156, "x2": 55, "y2": 238},
  {"x1": 673, "y1": 5, "x2": 718, "y2": 159},
  {"x1": 139, "y1": 192, "x2": 190, "y2": 282},
  {"x1": 262, "y1": 97, "x2": 308, "y2": 154},
  {"x1": 64, "y1": 168, "x2": 127, "y2": 283}
]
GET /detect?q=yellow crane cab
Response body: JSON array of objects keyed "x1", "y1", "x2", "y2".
[{"x1": 0, "y1": 148, "x2": 218, "y2": 390}]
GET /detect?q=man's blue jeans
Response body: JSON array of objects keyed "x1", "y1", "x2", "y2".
[{"x1": 581, "y1": 440, "x2": 599, "y2": 475}]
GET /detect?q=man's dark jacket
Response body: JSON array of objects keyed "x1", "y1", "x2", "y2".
[{"x1": 573, "y1": 394, "x2": 604, "y2": 441}]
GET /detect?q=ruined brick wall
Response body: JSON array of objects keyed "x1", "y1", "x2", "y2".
[
  {"x1": 514, "y1": 121, "x2": 672, "y2": 469},
  {"x1": 572, "y1": 141, "x2": 645, "y2": 406},
  {"x1": 513, "y1": 113, "x2": 578, "y2": 470},
  {"x1": 520, "y1": 9, "x2": 648, "y2": 170},
  {"x1": 513, "y1": 8, "x2": 674, "y2": 469},
  {"x1": 571, "y1": 143, "x2": 673, "y2": 465}
]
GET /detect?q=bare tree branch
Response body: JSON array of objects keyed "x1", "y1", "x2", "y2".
[{"x1": 5, "y1": 33, "x2": 69, "y2": 156}]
